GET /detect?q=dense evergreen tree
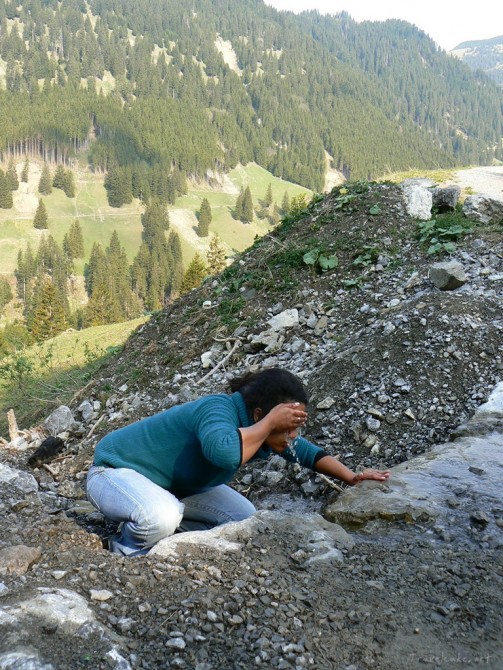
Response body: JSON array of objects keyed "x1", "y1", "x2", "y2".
[
  {"x1": 241, "y1": 186, "x2": 254, "y2": 223},
  {"x1": 104, "y1": 163, "x2": 133, "y2": 208},
  {"x1": 234, "y1": 189, "x2": 244, "y2": 221},
  {"x1": 197, "y1": 197, "x2": 212, "y2": 237},
  {"x1": 281, "y1": 191, "x2": 290, "y2": 214},
  {"x1": 52, "y1": 165, "x2": 75, "y2": 198},
  {"x1": 264, "y1": 183, "x2": 273, "y2": 207},
  {"x1": 64, "y1": 219, "x2": 85, "y2": 259},
  {"x1": 180, "y1": 252, "x2": 207, "y2": 295},
  {"x1": 206, "y1": 234, "x2": 226, "y2": 275},
  {"x1": 20, "y1": 158, "x2": 29, "y2": 183},
  {"x1": 6, "y1": 159, "x2": 18, "y2": 191},
  {"x1": 0, "y1": 170, "x2": 13, "y2": 208},
  {"x1": 0, "y1": 276, "x2": 13, "y2": 314},
  {"x1": 33, "y1": 198, "x2": 48, "y2": 229},
  {"x1": 38, "y1": 163, "x2": 52, "y2": 195},
  {"x1": 29, "y1": 275, "x2": 67, "y2": 341}
]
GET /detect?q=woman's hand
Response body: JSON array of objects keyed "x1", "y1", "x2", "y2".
[
  {"x1": 265, "y1": 402, "x2": 307, "y2": 433},
  {"x1": 352, "y1": 468, "x2": 391, "y2": 484},
  {"x1": 239, "y1": 402, "x2": 307, "y2": 464}
]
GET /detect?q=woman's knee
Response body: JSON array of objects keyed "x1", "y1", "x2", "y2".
[{"x1": 130, "y1": 497, "x2": 184, "y2": 545}]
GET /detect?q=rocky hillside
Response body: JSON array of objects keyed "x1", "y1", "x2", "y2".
[{"x1": 0, "y1": 179, "x2": 502, "y2": 669}]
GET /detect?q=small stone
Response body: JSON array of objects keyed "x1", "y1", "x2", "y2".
[
  {"x1": 430, "y1": 261, "x2": 467, "y2": 290},
  {"x1": 52, "y1": 571, "x2": 67, "y2": 580},
  {"x1": 317, "y1": 397, "x2": 336, "y2": 410},
  {"x1": 90, "y1": 589, "x2": 114, "y2": 601},
  {"x1": 365, "y1": 417, "x2": 380, "y2": 432},
  {"x1": 166, "y1": 638, "x2": 186, "y2": 649}
]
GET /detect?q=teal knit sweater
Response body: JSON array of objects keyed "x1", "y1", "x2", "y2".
[{"x1": 93, "y1": 392, "x2": 325, "y2": 496}]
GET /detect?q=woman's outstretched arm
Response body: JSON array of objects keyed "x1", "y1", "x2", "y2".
[{"x1": 315, "y1": 455, "x2": 390, "y2": 485}]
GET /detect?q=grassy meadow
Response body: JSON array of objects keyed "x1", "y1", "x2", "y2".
[
  {"x1": 0, "y1": 317, "x2": 147, "y2": 437},
  {"x1": 0, "y1": 159, "x2": 311, "y2": 279}
]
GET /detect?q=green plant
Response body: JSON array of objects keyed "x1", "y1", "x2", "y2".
[
  {"x1": 303, "y1": 248, "x2": 338, "y2": 272},
  {"x1": 342, "y1": 276, "x2": 364, "y2": 289},
  {"x1": 417, "y1": 214, "x2": 472, "y2": 255},
  {"x1": 0, "y1": 350, "x2": 34, "y2": 383},
  {"x1": 352, "y1": 246, "x2": 379, "y2": 268},
  {"x1": 218, "y1": 296, "x2": 246, "y2": 325}
]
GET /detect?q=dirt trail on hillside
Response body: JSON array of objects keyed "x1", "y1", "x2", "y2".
[{"x1": 449, "y1": 166, "x2": 503, "y2": 201}]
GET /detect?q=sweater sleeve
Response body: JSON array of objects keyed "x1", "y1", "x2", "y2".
[
  {"x1": 192, "y1": 396, "x2": 243, "y2": 470},
  {"x1": 281, "y1": 436, "x2": 327, "y2": 470}
]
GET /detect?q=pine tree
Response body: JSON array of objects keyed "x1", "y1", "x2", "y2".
[
  {"x1": 63, "y1": 168, "x2": 75, "y2": 198},
  {"x1": 281, "y1": 191, "x2": 290, "y2": 214},
  {"x1": 206, "y1": 234, "x2": 226, "y2": 275},
  {"x1": 197, "y1": 197, "x2": 212, "y2": 237},
  {"x1": 180, "y1": 253, "x2": 207, "y2": 294},
  {"x1": 0, "y1": 171, "x2": 13, "y2": 209},
  {"x1": 241, "y1": 186, "x2": 254, "y2": 223},
  {"x1": 21, "y1": 158, "x2": 29, "y2": 183},
  {"x1": 29, "y1": 276, "x2": 67, "y2": 341},
  {"x1": 264, "y1": 183, "x2": 273, "y2": 207},
  {"x1": 69, "y1": 219, "x2": 84, "y2": 258},
  {"x1": 234, "y1": 188, "x2": 244, "y2": 221},
  {"x1": 38, "y1": 163, "x2": 52, "y2": 195},
  {"x1": 52, "y1": 165, "x2": 66, "y2": 190},
  {"x1": 6, "y1": 159, "x2": 18, "y2": 191},
  {"x1": 33, "y1": 199, "x2": 48, "y2": 229},
  {"x1": 0, "y1": 276, "x2": 13, "y2": 313},
  {"x1": 84, "y1": 242, "x2": 107, "y2": 296}
]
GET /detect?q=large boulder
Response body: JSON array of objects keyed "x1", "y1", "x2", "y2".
[
  {"x1": 429, "y1": 260, "x2": 468, "y2": 290},
  {"x1": 432, "y1": 185, "x2": 461, "y2": 212},
  {"x1": 44, "y1": 405, "x2": 74, "y2": 435},
  {"x1": 401, "y1": 181, "x2": 433, "y2": 220},
  {"x1": 462, "y1": 194, "x2": 503, "y2": 224}
]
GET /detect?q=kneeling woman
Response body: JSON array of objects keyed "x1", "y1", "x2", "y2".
[{"x1": 87, "y1": 368, "x2": 389, "y2": 555}]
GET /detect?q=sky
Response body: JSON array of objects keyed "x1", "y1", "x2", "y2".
[{"x1": 265, "y1": 1, "x2": 503, "y2": 52}]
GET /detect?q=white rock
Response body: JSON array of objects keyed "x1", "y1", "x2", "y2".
[
  {"x1": 90, "y1": 589, "x2": 114, "y2": 601},
  {"x1": 267, "y1": 308, "x2": 299, "y2": 331},
  {"x1": 200, "y1": 351, "x2": 214, "y2": 369}
]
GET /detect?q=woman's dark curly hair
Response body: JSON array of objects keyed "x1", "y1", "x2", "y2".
[{"x1": 229, "y1": 368, "x2": 309, "y2": 416}]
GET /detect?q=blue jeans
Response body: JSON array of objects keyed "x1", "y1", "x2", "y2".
[{"x1": 86, "y1": 465, "x2": 256, "y2": 556}]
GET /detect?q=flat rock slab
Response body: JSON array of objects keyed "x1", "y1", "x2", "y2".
[
  {"x1": 325, "y1": 382, "x2": 503, "y2": 528},
  {"x1": 150, "y1": 510, "x2": 354, "y2": 561}
]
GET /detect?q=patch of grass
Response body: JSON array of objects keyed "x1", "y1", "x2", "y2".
[
  {"x1": 378, "y1": 167, "x2": 459, "y2": 184},
  {"x1": 217, "y1": 296, "x2": 246, "y2": 326},
  {"x1": 0, "y1": 317, "x2": 146, "y2": 437}
]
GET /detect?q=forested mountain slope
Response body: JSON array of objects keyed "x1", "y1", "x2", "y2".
[{"x1": 0, "y1": 0, "x2": 502, "y2": 193}]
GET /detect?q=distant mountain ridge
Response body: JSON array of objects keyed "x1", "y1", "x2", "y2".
[
  {"x1": 450, "y1": 34, "x2": 503, "y2": 87},
  {"x1": 0, "y1": 0, "x2": 502, "y2": 193}
]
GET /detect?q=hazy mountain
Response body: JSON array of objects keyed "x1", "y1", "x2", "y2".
[{"x1": 450, "y1": 35, "x2": 503, "y2": 87}]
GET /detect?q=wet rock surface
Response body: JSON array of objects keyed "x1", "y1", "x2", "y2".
[{"x1": 1, "y1": 180, "x2": 502, "y2": 669}]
